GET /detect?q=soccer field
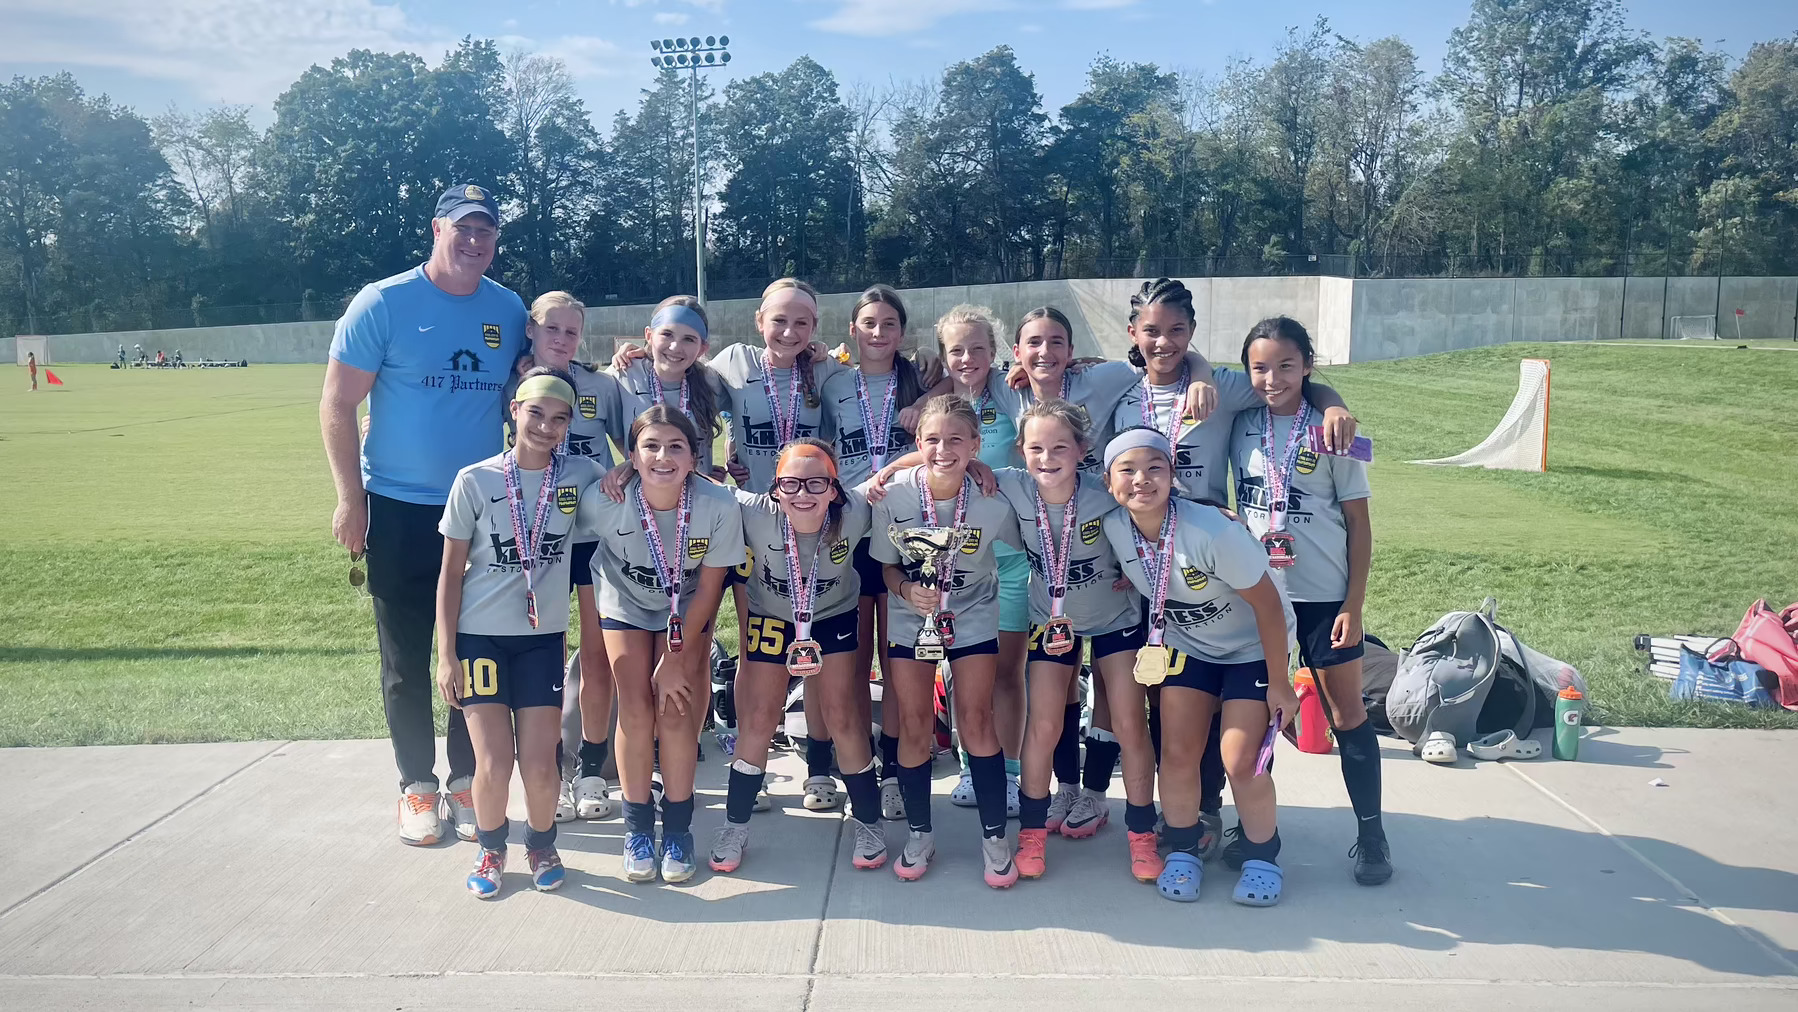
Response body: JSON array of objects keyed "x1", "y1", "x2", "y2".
[{"x1": 2, "y1": 343, "x2": 1796, "y2": 746}]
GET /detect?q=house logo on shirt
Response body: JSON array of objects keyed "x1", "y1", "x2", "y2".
[
  {"x1": 448, "y1": 349, "x2": 485, "y2": 372},
  {"x1": 578, "y1": 395, "x2": 598, "y2": 420},
  {"x1": 482, "y1": 323, "x2": 503, "y2": 350},
  {"x1": 1080, "y1": 518, "x2": 1103, "y2": 545},
  {"x1": 1182, "y1": 567, "x2": 1209, "y2": 591},
  {"x1": 742, "y1": 419, "x2": 819, "y2": 450},
  {"x1": 488, "y1": 530, "x2": 569, "y2": 568}
]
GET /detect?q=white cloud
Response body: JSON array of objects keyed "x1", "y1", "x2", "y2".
[
  {"x1": 811, "y1": 0, "x2": 1013, "y2": 37},
  {"x1": 1060, "y1": 0, "x2": 1137, "y2": 9},
  {"x1": 540, "y1": 35, "x2": 629, "y2": 79},
  {"x1": 654, "y1": 12, "x2": 691, "y2": 24},
  {"x1": 6, "y1": 0, "x2": 448, "y2": 105}
]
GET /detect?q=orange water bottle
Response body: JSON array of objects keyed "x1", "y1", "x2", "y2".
[{"x1": 1294, "y1": 669, "x2": 1332, "y2": 754}]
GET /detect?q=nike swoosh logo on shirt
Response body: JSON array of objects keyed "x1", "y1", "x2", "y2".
[
  {"x1": 617, "y1": 529, "x2": 634, "y2": 537},
  {"x1": 418, "y1": 325, "x2": 435, "y2": 332},
  {"x1": 491, "y1": 495, "x2": 508, "y2": 503}
]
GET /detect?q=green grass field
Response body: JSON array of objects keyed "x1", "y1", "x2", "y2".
[{"x1": 2, "y1": 343, "x2": 1795, "y2": 746}]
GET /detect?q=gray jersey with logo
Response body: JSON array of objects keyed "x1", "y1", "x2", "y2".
[
  {"x1": 737, "y1": 489, "x2": 873, "y2": 623},
  {"x1": 501, "y1": 361, "x2": 622, "y2": 471},
  {"x1": 871, "y1": 467, "x2": 1023, "y2": 649},
  {"x1": 994, "y1": 468, "x2": 1137, "y2": 634},
  {"x1": 1113, "y1": 366, "x2": 1263, "y2": 501},
  {"x1": 822, "y1": 368, "x2": 916, "y2": 487},
  {"x1": 992, "y1": 356, "x2": 1205, "y2": 476},
  {"x1": 439, "y1": 453, "x2": 605, "y2": 637},
  {"x1": 1230, "y1": 407, "x2": 1370, "y2": 603},
  {"x1": 710, "y1": 343, "x2": 846, "y2": 493},
  {"x1": 577, "y1": 475, "x2": 746, "y2": 630},
  {"x1": 614, "y1": 358, "x2": 722, "y2": 474},
  {"x1": 1102, "y1": 498, "x2": 1293, "y2": 665}
]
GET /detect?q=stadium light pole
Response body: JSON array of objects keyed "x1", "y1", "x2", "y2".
[{"x1": 650, "y1": 35, "x2": 731, "y2": 306}]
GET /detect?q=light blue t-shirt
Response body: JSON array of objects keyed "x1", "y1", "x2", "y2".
[{"x1": 330, "y1": 265, "x2": 528, "y2": 505}]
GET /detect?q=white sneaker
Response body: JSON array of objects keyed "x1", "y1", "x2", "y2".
[
  {"x1": 852, "y1": 820, "x2": 889, "y2": 869},
  {"x1": 880, "y1": 777, "x2": 906, "y2": 821},
  {"x1": 802, "y1": 775, "x2": 842, "y2": 811},
  {"x1": 982, "y1": 834, "x2": 1019, "y2": 888},
  {"x1": 443, "y1": 776, "x2": 477, "y2": 842},
  {"x1": 1006, "y1": 775, "x2": 1021, "y2": 819},
  {"x1": 574, "y1": 775, "x2": 616, "y2": 820},
  {"x1": 709, "y1": 823, "x2": 750, "y2": 873},
  {"x1": 895, "y1": 830, "x2": 935, "y2": 881},
  {"x1": 555, "y1": 780, "x2": 576, "y2": 823},
  {"x1": 398, "y1": 782, "x2": 442, "y2": 846},
  {"x1": 1045, "y1": 783, "x2": 1080, "y2": 832},
  {"x1": 950, "y1": 771, "x2": 977, "y2": 806}
]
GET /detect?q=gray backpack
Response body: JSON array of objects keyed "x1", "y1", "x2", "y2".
[{"x1": 1387, "y1": 599, "x2": 1586, "y2": 753}]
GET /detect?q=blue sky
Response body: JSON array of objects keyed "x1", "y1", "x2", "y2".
[{"x1": 0, "y1": 0, "x2": 1778, "y2": 128}]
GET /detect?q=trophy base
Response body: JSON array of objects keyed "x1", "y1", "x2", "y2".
[{"x1": 914, "y1": 626, "x2": 946, "y2": 662}]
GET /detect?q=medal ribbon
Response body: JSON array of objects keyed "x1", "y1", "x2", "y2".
[
  {"x1": 916, "y1": 467, "x2": 972, "y2": 615},
  {"x1": 1261, "y1": 403, "x2": 1311, "y2": 532},
  {"x1": 1129, "y1": 499, "x2": 1179, "y2": 647},
  {"x1": 855, "y1": 369, "x2": 899, "y2": 470},
  {"x1": 634, "y1": 477, "x2": 693, "y2": 629},
  {"x1": 1033, "y1": 485, "x2": 1080, "y2": 619},
  {"x1": 503, "y1": 449, "x2": 563, "y2": 629},
  {"x1": 1138, "y1": 362, "x2": 1191, "y2": 443},
  {"x1": 782, "y1": 516, "x2": 827, "y2": 642},
  {"x1": 648, "y1": 365, "x2": 690, "y2": 416},
  {"x1": 760, "y1": 350, "x2": 803, "y2": 447}
]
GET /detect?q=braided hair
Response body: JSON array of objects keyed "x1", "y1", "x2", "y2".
[{"x1": 1125, "y1": 278, "x2": 1195, "y2": 369}]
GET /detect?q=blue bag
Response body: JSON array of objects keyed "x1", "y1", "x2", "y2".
[{"x1": 1672, "y1": 645, "x2": 1775, "y2": 708}]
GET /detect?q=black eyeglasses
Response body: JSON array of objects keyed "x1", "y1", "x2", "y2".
[{"x1": 774, "y1": 476, "x2": 833, "y2": 495}]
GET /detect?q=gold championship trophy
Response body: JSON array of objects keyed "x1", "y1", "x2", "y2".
[{"x1": 888, "y1": 524, "x2": 974, "y2": 662}]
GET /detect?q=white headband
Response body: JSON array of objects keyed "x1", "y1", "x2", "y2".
[{"x1": 1104, "y1": 427, "x2": 1173, "y2": 470}]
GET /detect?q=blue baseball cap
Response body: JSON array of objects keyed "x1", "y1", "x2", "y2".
[{"x1": 436, "y1": 183, "x2": 499, "y2": 224}]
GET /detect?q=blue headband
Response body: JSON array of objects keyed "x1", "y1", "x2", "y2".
[
  {"x1": 649, "y1": 305, "x2": 708, "y2": 341},
  {"x1": 1104, "y1": 428, "x2": 1173, "y2": 470}
]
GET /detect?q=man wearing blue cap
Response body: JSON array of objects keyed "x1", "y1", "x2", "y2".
[{"x1": 320, "y1": 184, "x2": 527, "y2": 846}]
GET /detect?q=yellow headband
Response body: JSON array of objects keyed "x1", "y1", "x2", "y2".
[{"x1": 514, "y1": 374, "x2": 576, "y2": 407}]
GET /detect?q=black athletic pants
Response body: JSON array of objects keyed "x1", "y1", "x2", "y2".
[{"x1": 367, "y1": 492, "x2": 474, "y2": 790}]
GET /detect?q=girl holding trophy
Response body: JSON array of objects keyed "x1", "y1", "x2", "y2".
[
  {"x1": 871, "y1": 395, "x2": 1023, "y2": 886},
  {"x1": 716, "y1": 440, "x2": 888, "y2": 874}
]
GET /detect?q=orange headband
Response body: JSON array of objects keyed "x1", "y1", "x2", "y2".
[{"x1": 777, "y1": 443, "x2": 838, "y2": 479}]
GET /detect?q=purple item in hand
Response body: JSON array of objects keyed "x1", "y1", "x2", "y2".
[
  {"x1": 1255, "y1": 709, "x2": 1283, "y2": 777},
  {"x1": 1306, "y1": 426, "x2": 1373, "y2": 462}
]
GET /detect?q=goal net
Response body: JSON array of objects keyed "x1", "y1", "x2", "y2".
[
  {"x1": 1412, "y1": 358, "x2": 1551, "y2": 472},
  {"x1": 1670, "y1": 315, "x2": 1717, "y2": 340},
  {"x1": 15, "y1": 335, "x2": 48, "y2": 366}
]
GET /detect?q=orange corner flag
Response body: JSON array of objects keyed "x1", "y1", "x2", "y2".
[{"x1": 45, "y1": 369, "x2": 63, "y2": 386}]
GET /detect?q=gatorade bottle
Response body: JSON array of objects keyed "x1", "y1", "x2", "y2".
[
  {"x1": 1553, "y1": 686, "x2": 1584, "y2": 760},
  {"x1": 1294, "y1": 669, "x2": 1332, "y2": 754}
]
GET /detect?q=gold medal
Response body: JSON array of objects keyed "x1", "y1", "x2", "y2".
[
  {"x1": 1133, "y1": 644, "x2": 1171, "y2": 686},
  {"x1": 786, "y1": 639, "x2": 823, "y2": 677}
]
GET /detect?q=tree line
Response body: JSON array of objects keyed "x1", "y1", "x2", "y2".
[{"x1": 2, "y1": 0, "x2": 1795, "y2": 337}]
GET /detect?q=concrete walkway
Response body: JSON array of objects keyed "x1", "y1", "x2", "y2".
[{"x1": 3, "y1": 728, "x2": 1796, "y2": 1009}]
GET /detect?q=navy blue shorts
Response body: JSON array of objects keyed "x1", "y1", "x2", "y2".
[
  {"x1": 454, "y1": 631, "x2": 565, "y2": 710},
  {"x1": 571, "y1": 540, "x2": 598, "y2": 588},
  {"x1": 741, "y1": 609, "x2": 859, "y2": 666},
  {"x1": 1027, "y1": 619, "x2": 1143, "y2": 667},
  {"x1": 854, "y1": 537, "x2": 887, "y2": 599},
  {"x1": 1156, "y1": 647, "x2": 1269, "y2": 702},
  {"x1": 1292, "y1": 600, "x2": 1365, "y2": 670},
  {"x1": 889, "y1": 637, "x2": 999, "y2": 663},
  {"x1": 600, "y1": 615, "x2": 713, "y2": 635}
]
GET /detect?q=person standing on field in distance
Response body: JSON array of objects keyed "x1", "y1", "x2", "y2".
[
  {"x1": 26, "y1": 352, "x2": 37, "y2": 391},
  {"x1": 319, "y1": 182, "x2": 526, "y2": 847}
]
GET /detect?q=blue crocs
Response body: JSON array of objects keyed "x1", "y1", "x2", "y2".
[
  {"x1": 1233, "y1": 859, "x2": 1283, "y2": 906},
  {"x1": 1157, "y1": 852, "x2": 1202, "y2": 902}
]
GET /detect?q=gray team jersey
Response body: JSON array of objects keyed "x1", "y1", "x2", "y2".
[
  {"x1": 439, "y1": 453, "x2": 606, "y2": 637},
  {"x1": 822, "y1": 368, "x2": 917, "y2": 487},
  {"x1": 871, "y1": 467, "x2": 1023, "y2": 648},
  {"x1": 613, "y1": 358, "x2": 722, "y2": 474},
  {"x1": 737, "y1": 489, "x2": 873, "y2": 622},
  {"x1": 576, "y1": 474, "x2": 746, "y2": 630},
  {"x1": 1230, "y1": 408, "x2": 1371, "y2": 603},
  {"x1": 503, "y1": 362, "x2": 623, "y2": 472},
  {"x1": 710, "y1": 343, "x2": 846, "y2": 493},
  {"x1": 1102, "y1": 498, "x2": 1293, "y2": 665},
  {"x1": 989, "y1": 357, "x2": 1202, "y2": 476},
  {"x1": 1113, "y1": 366, "x2": 1263, "y2": 501},
  {"x1": 994, "y1": 468, "x2": 1137, "y2": 634}
]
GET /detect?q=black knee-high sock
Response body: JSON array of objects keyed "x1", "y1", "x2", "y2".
[
  {"x1": 624, "y1": 800, "x2": 656, "y2": 836},
  {"x1": 898, "y1": 760, "x2": 933, "y2": 834},
  {"x1": 1148, "y1": 703, "x2": 1163, "y2": 768},
  {"x1": 579, "y1": 739, "x2": 610, "y2": 780},
  {"x1": 967, "y1": 751, "x2": 1008, "y2": 838},
  {"x1": 1336, "y1": 719, "x2": 1384, "y2": 839},
  {"x1": 725, "y1": 761, "x2": 765, "y2": 825},
  {"x1": 806, "y1": 736, "x2": 835, "y2": 778},
  {"x1": 662, "y1": 795, "x2": 695, "y2": 836},
  {"x1": 1018, "y1": 791, "x2": 1051, "y2": 831},
  {"x1": 843, "y1": 761, "x2": 881, "y2": 824},
  {"x1": 1200, "y1": 711, "x2": 1225, "y2": 813},
  {"x1": 879, "y1": 733, "x2": 901, "y2": 778},
  {"x1": 1053, "y1": 703, "x2": 1082, "y2": 787},
  {"x1": 1082, "y1": 728, "x2": 1120, "y2": 792}
]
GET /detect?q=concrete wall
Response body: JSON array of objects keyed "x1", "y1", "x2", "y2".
[{"x1": 23, "y1": 275, "x2": 1797, "y2": 365}]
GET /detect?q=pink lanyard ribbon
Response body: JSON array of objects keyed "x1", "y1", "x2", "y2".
[
  {"x1": 502, "y1": 449, "x2": 562, "y2": 629},
  {"x1": 855, "y1": 369, "x2": 899, "y2": 471},
  {"x1": 634, "y1": 478, "x2": 693, "y2": 625},
  {"x1": 917, "y1": 468, "x2": 972, "y2": 614},
  {"x1": 783, "y1": 516, "x2": 826, "y2": 640},
  {"x1": 1033, "y1": 486, "x2": 1080, "y2": 619},
  {"x1": 1261, "y1": 404, "x2": 1311, "y2": 532},
  {"x1": 1129, "y1": 500, "x2": 1179, "y2": 647},
  {"x1": 760, "y1": 350, "x2": 803, "y2": 446},
  {"x1": 1138, "y1": 362, "x2": 1191, "y2": 443}
]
